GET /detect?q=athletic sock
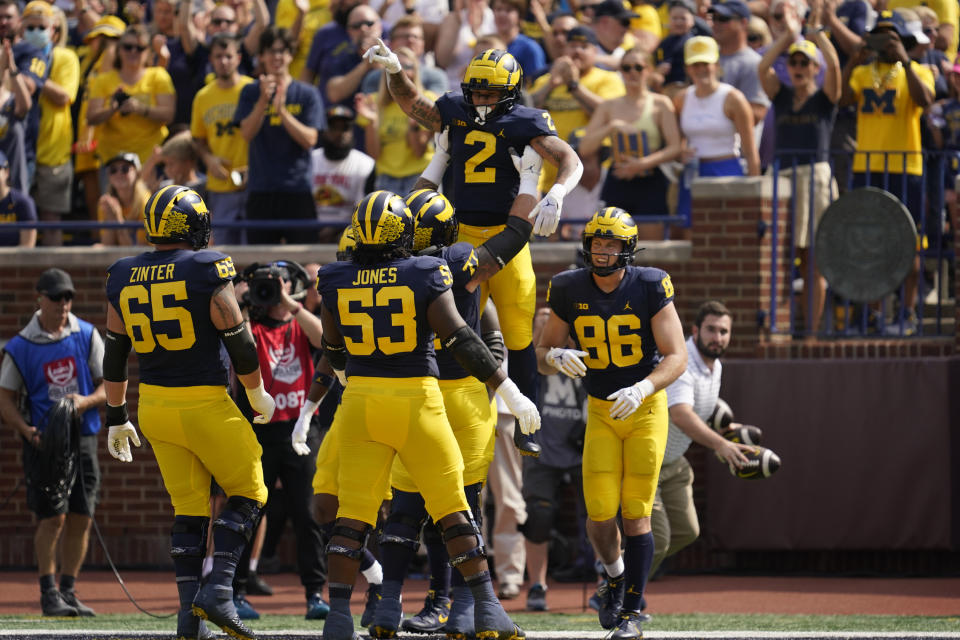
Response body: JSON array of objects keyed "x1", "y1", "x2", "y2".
[{"x1": 622, "y1": 532, "x2": 654, "y2": 612}]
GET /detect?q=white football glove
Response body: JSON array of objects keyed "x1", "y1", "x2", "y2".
[
  {"x1": 495, "y1": 378, "x2": 541, "y2": 435},
  {"x1": 528, "y1": 183, "x2": 565, "y2": 237},
  {"x1": 545, "y1": 347, "x2": 589, "y2": 378},
  {"x1": 246, "y1": 382, "x2": 276, "y2": 424},
  {"x1": 363, "y1": 38, "x2": 402, "y2": 74},
  {"x1": 292, "y1": 399, "x2": 319, "y2": 456},
  {"x1": 606, "y1": 379, "x2": 655, "y2": 420},
  {"x1": 107, "y1": 422, "x2": 141, "y2": 463}
]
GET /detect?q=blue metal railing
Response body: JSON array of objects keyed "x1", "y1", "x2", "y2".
[{"x1": 769, "y1": 148, "x2": 955, "y2": 339}]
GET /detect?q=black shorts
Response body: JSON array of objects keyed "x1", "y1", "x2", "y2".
[{"x1": 24, "y1": 434, "x2": 100, "y2": 519}]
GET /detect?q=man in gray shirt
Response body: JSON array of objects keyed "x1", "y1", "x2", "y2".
[
  {"x1": 651, "y1": 301, "x2": 751, "y2": 587},
  {"x1": 710, "y1": 0, "x2": 770, "y2": 126}
]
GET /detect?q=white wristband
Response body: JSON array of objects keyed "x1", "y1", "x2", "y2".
[
  {"x1": 518, "y1": 172, "x2": 540, "y2": 197},
  {"x1": 559, "y1": 156, "x2": 583, "y2": 194}
]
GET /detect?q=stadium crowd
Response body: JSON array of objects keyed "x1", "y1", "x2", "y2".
[{"x1": 0, "y1": 0, "x2": 956, "y2": 255}]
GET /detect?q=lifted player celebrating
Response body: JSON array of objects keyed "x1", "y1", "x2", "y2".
[
  {"x1": 535, "y1": 207, "x2": 687, "y2": 640},
  {"x1": 365, "y1": 42, "x2": 583, "y2": 458}
]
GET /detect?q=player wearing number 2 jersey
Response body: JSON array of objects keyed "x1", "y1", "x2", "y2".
[
  {"x1": 103, "y1": 185, "x2": 277, "y2": 640},
  {"x1": 365, "y1": 42, "x2": 584, "y2": 460},
  {"x1": 315, "y1": 190, "x2": 540, "y2": 640},
  {"x1": 536, "y1": 207, "x2": 687, "y2": 640}
]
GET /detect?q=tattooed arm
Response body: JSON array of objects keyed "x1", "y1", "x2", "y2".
[
  {"x1": 531, "y1": 134, "x2": 581, "y2": 190},
  {"x1": 386, "y1": 70, "x2": 443, "y2": 132}
]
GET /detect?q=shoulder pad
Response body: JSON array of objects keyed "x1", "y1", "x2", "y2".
[
  {"x1": 636, "y1": 265, "x2": 670, "y2": 282},
  {"x1": 193, "y1": 249, "x2": 231, "y2": 264}
]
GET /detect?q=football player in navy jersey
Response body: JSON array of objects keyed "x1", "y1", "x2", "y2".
[
  {"x1": 535, "y1": 207, "x2": 687, "y2": 640},
  {"x1": 102, "y1": 185, "x2": 277, "y2": 640},
  {"x1": 316, "y1": 190, "x2": 539, "y2": 640},
  {"x1": 365, "y1": 42, "x2": 584, "y2": 461},
  {"x1": 370, "y1": 189, "x2": 533, "y2": 639}
]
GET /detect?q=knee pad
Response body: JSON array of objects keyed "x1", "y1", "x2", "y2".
[
  {"x1": 380, "y1": 511, "x2": 425, "y2": 552},
  {"x1": 519, "y1": 499, "x2": 554, "y2": 544},
  {"x1": 464, "y1": 482, "x2": 483, "y2": 527},
  {"x1": 422, "y1": 518, "x2": 444, "y2": 547},
  {"x1": 440, "y1": 512, "x2": 487, "y2": 568},
  {"x1": 213, "y1": 496, "x2": 261, "y2": 542},
  {"x1": 327, "y1": 523, "x2": 372, "y2": 561},
  {"x1": 170, "y1": 515, "x2": 209, "y2": 559}
]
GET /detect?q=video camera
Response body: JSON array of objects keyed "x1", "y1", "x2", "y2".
[{"x1": 240, "y1": 260, "x2": 311, "y2": 308}]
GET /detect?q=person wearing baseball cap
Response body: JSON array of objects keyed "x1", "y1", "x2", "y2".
[
  {"x1": 530, "y1": 24, "x2": 625, "y2": 191},
  {"x1": 844, "y1": 8, "x2": 935, "y2": 331},
  {"x1": 757, "y1": 2, "x2": 841, "y2": 337},
  {"x1": 591, "y1": 0, "x2": 639, "y2": 58},
  {"x1": 0, "y1": 149, "x2": 37, "y2": 247},
  {"x1": 651, "y1": 0, "x2": 712, "y2": 90},
  {"x1": 311, "y1": 103, "x2": 375, "y2": 241},
  {"x1": 673, "y1": 35, "x2": 759, "y2": 229},
  {"x1": 709, "y1": 0, "x2": 770, "y2": 125},
  {"x1": 0, "y1": 265, "x2": 106, "y2": 618}
]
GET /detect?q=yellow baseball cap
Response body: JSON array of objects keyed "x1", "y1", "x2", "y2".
[
  {"x1": 83, "y1": 15, "x2": 125, "y2": 42},
  {"x1": 22, "y1": 0, "x2": 54, "y2": 19},
  {"x1": 787, "y1": 39, "x2": 819, "y2": 61},
  {"x1": 684, "y1": 36, "x2": 719, "y2": 65}
]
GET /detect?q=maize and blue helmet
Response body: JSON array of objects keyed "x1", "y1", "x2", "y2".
[
  {"x1": 406, "y1": 189, "x2": 458, "y2": 252},
  {"x1": 461, "y1": 49, "x2": 523, "y2": 125},
  {"x1": 580, "y1": 206, "x2": 639, "y2": 276},
  {"x1": 143, "y1": 185, "x2": 211, "y2": 250}
]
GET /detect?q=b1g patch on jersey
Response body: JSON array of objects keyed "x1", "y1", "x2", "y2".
[{"x1": 215, "y1": 257, "x2": 237, "y2": 280}]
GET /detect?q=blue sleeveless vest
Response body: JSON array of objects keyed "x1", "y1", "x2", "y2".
[{"x1": 4, "y1": 317, "x2": 101, "y2": 435}]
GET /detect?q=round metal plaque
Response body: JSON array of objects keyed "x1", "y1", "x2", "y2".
[{"x1": 814, "y1": 187, "x2": 918, "y2": 303}]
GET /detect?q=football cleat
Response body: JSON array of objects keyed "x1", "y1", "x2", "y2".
[
  {"x1": 597, "y1": 573, "x2": 625, "y2": 630},
  {"x1": 368, "y1": 591, "x2": 403, "y2": 638},
  {"x1": 610, "y1": 609, "x2": 645, "y2": 639},
  {"x1": 306, "y1": 593, "x2": 330, "y2": 620},
  {"x1": 192, "y1": 584, "x2": 257, "y2": 640},
  {"x1": 444, "y1": 585, "x2": 474, "y2": 640},
  {"x1": 401, "y1": 589, "x2": 451, "y2": 633},
  {"x1": 360, "y1": 582, "x2": 382, "y2": 628}
]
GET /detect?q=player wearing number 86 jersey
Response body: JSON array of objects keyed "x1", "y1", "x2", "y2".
[{"x1": 536, "y1": 207, "x2": 687, "y2": 640}]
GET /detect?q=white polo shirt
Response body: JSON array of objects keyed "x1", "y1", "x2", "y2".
[{"x1": 662, "y1": 335, "x2": 722, "y2": 465}]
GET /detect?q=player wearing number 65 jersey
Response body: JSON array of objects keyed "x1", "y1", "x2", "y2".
[
  {"x1": 365, "y1": 42, "x2": 584, "y2": 461},
  {"x1": 316, "y1": 190, "x2": 539, "y2": 640},
  {"x1": 103, "y1": 185, "x2": 275, "y2": 640},
  {"x1": 536, "y1": 207, "x2": 687, "y2": 640}
]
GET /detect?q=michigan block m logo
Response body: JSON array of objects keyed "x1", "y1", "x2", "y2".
[{"x1": 861, "y1": 88, "x2": 896, "y2": 114}]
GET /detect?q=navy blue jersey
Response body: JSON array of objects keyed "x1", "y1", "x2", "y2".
[
  {"x1": 430, "y1": 242, "x2": 481, "y2": 380},
  {"x1": 547, "y1": 266, "x2": 675, "y2": 399},
  {"x1": 435, "y1": 94, "x2": 556, "y2": 226},
  {"x1": 106, "y1": 248, "x2": 238, "y2": 387},
  {"x1": 317, "y1": 255, "x2": 452, "y2": 379}
]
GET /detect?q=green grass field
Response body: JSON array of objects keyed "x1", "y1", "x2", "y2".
[{"x1": 1, "y1": 612, "x2": 957, "y2": 633}]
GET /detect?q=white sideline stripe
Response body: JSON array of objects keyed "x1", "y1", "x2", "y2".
[{"x1": 2, "y1": 632, "x2": 960, "y2": 638}]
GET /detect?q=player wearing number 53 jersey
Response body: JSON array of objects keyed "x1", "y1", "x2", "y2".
[
  {"x1": 365, "y1": 42, "x2": 584, "y2": 462},
  {"x1": 315, "y1": 190, "x2": 539, "y2": 640},
  {"x1": 537, "y1": 207, "x2": 687, "y2": 640},
  {"x1": 103, "y1": 185, "x2": 276, "y2": 640}
]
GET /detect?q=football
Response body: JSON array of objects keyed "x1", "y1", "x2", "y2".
[
  {"x1": 729, "y1": 446, "x2": 781, "y2": 479},
  {"x1": 709, "y1": 398, "x2": 734, "y2": 432},
  {"x1": 723, "y1": 424, "x2": 763, "y2": 446}
]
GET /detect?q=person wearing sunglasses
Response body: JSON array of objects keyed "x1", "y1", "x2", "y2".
[
  {"x1": 673, "y1": 35, "x2": 760, "y2": 235},
  {"x1": 96, "y1": 151, "x2": 151, "y2": 246},
  {"x1": 177, "y1": 0, "x2": 268, "y2": 91},
  {"x1": 0, "y1": 267, "x2": 107, "y2": 618},
  {"x1": 86, "y1": 24, "x2": 174, "y2": 192},
  {"x1": 580, "y1": 47, "x2": 681, "y2": 241},
  {"x1": 324, "y1": 4, "x2": 383, "y2": 105},
  {"x1": 531, "y1": 25, "x2": 625, "y2": 193},
  {"x1": 758, "y1": 0, "x2": 839, "y2": 337},
  {"x1": 708, "y1": 0, "x2": 770, "y2": 127}
]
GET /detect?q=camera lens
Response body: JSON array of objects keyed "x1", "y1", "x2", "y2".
[{"x1": 249, "y1": 279, "x2": 281, "y2": 306}]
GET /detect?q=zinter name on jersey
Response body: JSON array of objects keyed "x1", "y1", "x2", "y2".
[
  {"x1": 106, "y1": 249, "x2": 238, "y2": 388},
  {"x1": 436, "y1": 93, "x2": 556, "y2": 227}
]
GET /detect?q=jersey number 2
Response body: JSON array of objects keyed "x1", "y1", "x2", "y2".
[
  {"x1": 338, "y1": 286, "x2": 417, "y2": 355},
  {"x1": 464, "y1": 131, "x2": 496, "y2": 184},
  {"x1": 119, "y1": 281, "x2": 197, "y2": 353},
  {"x1": 574, "y1": 314, "x2": 643, "y2": 369}
]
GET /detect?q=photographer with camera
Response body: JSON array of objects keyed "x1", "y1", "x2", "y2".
[{"x1": 235, "y1": 259, "x2": 331, "y2": 621}]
